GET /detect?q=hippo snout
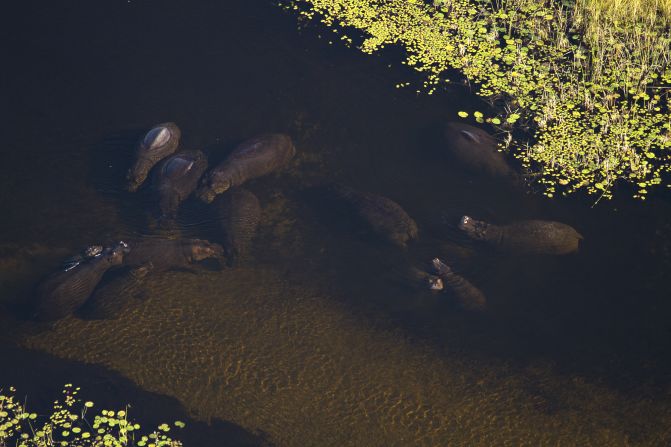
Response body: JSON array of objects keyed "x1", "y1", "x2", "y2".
[
  {"x1": 458, "y1": 215, "x2": 472, "y2": 231},
  {"x1": 428, "y1": 276, "x2": 444, "y2": 291},
  {"x1": 196, "y1": 183, "x2": 220, "y2": 204},
  {"x1": 196, "y1": 188, "x2": 215, "y2": 203}
]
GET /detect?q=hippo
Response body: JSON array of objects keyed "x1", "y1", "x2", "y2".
[
  {"x1": 326, "y1": 184, "x2": 418, "y2": 248},
  {"x1": 432, "y1": 258, "x2": 487, "y2": 311},
  {"x1": 196, "y1": 133, "x2": 295, "y2": 203},
  {"x1": 127, "y1": 122, "x2": 181, "y2": 192},
  {"x1": 444, "y1": 122, "x2": 518, "y2": 182},
  {"x1": 214, "y1": 188, "x2": 261, "y2": 264},
  {"x1": 459, "y1": 215, "x2": 583, "y2": 255},
  {"x1": 152, "y1": 149, "x2": 209, "y2": 220},
  {"x1": 122, "y1": 237, "x2": 225, "y2": 276},
  {"x1": 32, "y1": 241, "x2": 129, "y2": 321}
]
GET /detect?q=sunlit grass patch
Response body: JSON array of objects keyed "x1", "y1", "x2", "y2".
[
  {"x1": 0, "y1": 384, "x2": 184, "y2": 446},
  {"x1": 282, "y1": 0, "x2": 671, "y2": 199}
]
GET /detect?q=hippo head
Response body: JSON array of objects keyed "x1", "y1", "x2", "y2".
[
  {"x1": 84, "y1": 245, "x2": 104, "y2": 258},
  {"x1": 426, "y1": 275, "x2": 444, "y2": 291},
  {"x1": 196, "y1": 175, "x2": 230, "y2": 204},
  {"x1": 432, "y1": 257, "x2": 452, "y2": 276},
  {"x1": 106, "y1": 240, "x2": 130, "y2": 266},
  {"x1": 458, "y1": 216, "x2": 489, "y2": 240},
  {"x1": 126, "y1": 123, "x2": 181, "y2": 192},
  {"x1": 189, "y1": 239, "x2": 225, "y2": 262}
]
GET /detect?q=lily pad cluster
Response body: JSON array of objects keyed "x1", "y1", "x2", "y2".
[
  {"x1": 282, "y1": 0, "x2": 671, "y2": 199},
  {"x1": 0, "y1": 384, "x2": 184, "y2": 447}
]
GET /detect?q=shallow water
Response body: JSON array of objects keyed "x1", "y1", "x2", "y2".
[{"x1": 3, "y1": 0, "x2": 671, "y2": 445}]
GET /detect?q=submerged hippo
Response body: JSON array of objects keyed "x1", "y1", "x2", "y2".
[
  {"x1": 32, "y1": 241, "x2": 129, "y2": 321},
  {"x1": 152, "y1": 149, "x2": 209, "y2": 220},
  {"x1": 444, "y1": 122, "x2": 517, "y2": 181},
  {"x1": 196, "y1": 133, "x2": 295, "y2": 203},
  {"x1": 122, "y1": 237, "x2": 225, "y2": 276},
  {"x1": 77, "y1": 274, "x2": 147, "y2": 321},
  {"x1": 326, "y1": 184, "x2": 418, "y2": 248},
  {"x1": 127, "y1": 122, "x2": 181, "y2": 192},
  {"x1": 432, "y1": 258, "x2": 487, "y2": 311},
  {"x1": 214, "y1": 188, "x2": 261, "y2": 264},
  {"x1": 459, "y1": 216, "x2": 583, "y2": 255},
  {"x1": 79, "y1": 238, "x2": 222, "y2": 320}
]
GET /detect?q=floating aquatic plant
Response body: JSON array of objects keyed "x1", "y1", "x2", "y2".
[
  {"x1": 282, "y1": 0, "x2": 671, "y2": 199},
  {"x1": 0, "y1": 384, "x2": 184, "y2": 446}
]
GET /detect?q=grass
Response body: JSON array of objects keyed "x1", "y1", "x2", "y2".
[
  {"x1": 0, "y1": 385, "x2": 184, "y2": 447},
  {"x1": 282, "y1": 0, "x2": 671, "y2": 199}
]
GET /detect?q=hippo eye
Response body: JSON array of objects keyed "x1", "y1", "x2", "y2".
[
  {"x1": 459, "y1": 130, "x2": 481, "y2": 144},
  {"x1": 144, "y1": 126, "x2": 171, "y2": 149},
  {"x1": 164, "y1": 156, "x2": 194, "y2": 178}
]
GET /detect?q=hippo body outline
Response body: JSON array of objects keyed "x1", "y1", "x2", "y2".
[
  {"x1": 33, "y1": 242, "x2": 128, "y2": 321},
  {"x1": 444, "y1": 122, "x2": 518, "y2": 182},
  {"x1": 127, "y1": 122, "x2": 182, "y2": 192},
  {"x1": 459, "y1": 216, "x2": 583, "y2": 255},
  {"x1": 152, "y1": 149, "x2": 209, "y2": 219},
  {"x1": 196, "y1": 133, "x2": 295, "y2": 203},
  {"x1": 326, "y1": 183, "x2": 419, "y2": 249}
]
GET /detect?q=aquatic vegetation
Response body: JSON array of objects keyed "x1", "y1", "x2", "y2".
[
  {"x1": 0, "y1": 384, "x2": 184, "y2": 447},
  {"x1": 282, "y1": 0, "x2": 671, "y2": 199}
]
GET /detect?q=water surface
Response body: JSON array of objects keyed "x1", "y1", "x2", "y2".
[{"x1": 2, "y1": 1, "x2": 671, "y2": 445}]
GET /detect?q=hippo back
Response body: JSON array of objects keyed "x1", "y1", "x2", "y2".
[
  {"x1": 123, "y1": 238, "x2": 191, "y2": 271},
  {"x1": 217, "y1": 134, "x2": 295, "y2": 184},
  {"x1": 33, "y1": 256, "x2": 113, "y2": 321},
  {"x1": 123, "y1": 238, "x2": 223, "y2": 271},
  {"x1": 444, "y1": 122, "x2": 517, "y2": 181},
  {"x1": 215, "y1": 188, "x2": 262, "y2": 262},
  {"x1": 229, "y1": 133, "x2": 295, "y2": 164},
  {"x1": 127, "y1": 122, "x2": 181, "y2": 192},
  {"x1": 153, "y1": 149, "x2": 209, "y2": 218},
  {"x1": 155, "y1": 150, "x2": 208, "y2": 187},
  {"x1": 196, "y1": 133, "x2": 295, "y2": 203},
  {"x1": 500, "y1": 220, "x2": 583, "y2": 254},
  {"x1": 328, "y1": 184, "x2": 418, "y2": 248}
]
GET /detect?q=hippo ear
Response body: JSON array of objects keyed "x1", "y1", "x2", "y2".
[
  {"x1": 144, "y1": 127, "x2": 171, "y2": 149},
  {"x1": 459, "y1": 130, "x2": 481, "y2": 144}
]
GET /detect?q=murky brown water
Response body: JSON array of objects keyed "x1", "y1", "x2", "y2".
[
  {"x1": 3, "y1": 0, "x2": 671, "y2": 445},
  {"x1": 16, "y1": 268, "x2": 671, "y2": 446}
]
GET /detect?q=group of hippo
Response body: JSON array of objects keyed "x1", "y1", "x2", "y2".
[{"x1": 31, "y1": 121, "x2": 583, "y2": 320}]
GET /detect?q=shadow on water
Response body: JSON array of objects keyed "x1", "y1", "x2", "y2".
[
  {"x1": 3, "y1": 0, "x2": 671, "y2": 444},
  {"x1": 0, "y1": 344, "x2": 272, "y2": 447}
]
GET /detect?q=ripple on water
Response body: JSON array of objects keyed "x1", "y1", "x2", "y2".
[{"x1": 16, "y1": 267, "x2": 671, "y2": 446}]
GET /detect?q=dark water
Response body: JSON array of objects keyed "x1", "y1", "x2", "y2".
[{"x1": 2, "y1": 1, "x2": 671, "y2": 445}]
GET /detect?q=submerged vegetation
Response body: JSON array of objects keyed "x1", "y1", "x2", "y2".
[
  {"x1": 283, "y1": 0, "x2": 671, "y2": 199},
  {"x1": 0, "y1": 385, "x2": 184, "y2": 447}
]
